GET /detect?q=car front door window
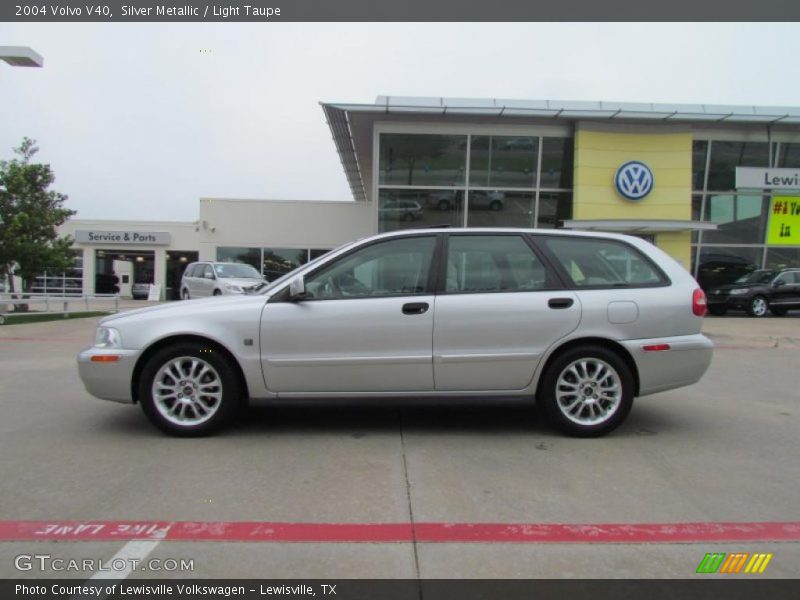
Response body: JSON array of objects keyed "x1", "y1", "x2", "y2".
[{"x1": 304, "y1": 236, "x2": 436, "y2": 300}]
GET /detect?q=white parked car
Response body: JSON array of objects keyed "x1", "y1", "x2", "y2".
[
  {"x1": 79, "y1": 229, "x2": 713, "y2": 437},
  {"x1": 180, "y1": 262, "x2": 265, "y2": 299}
]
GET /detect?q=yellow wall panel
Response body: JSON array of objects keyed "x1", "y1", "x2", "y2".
[{"x1": 573, "y1": 127, "x2": 693, "y2": 265}]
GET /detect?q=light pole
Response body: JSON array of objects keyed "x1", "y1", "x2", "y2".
[{"x1": 0, "y1": 46, "x2": 43, "y2": 67}]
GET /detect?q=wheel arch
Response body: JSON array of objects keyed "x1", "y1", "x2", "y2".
[
  {"x1": 537, "y1": 337, "x2": 640, "y2": 397},
  {"x1": 130, "y1": 334, "x2": 249, "y2": 404}
]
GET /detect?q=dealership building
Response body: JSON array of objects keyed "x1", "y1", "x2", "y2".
[{"x1": 57, "y1": 96, "x2": 800, "y2": 299}]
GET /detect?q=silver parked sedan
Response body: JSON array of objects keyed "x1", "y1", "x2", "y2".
[{"x1": 78, "y1": 229, "x2": 713, "y2": 437}]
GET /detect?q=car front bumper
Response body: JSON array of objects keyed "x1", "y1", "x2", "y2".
[
  {"x1": 621, "y1": 333, "x2": 714, "y2": 397},
  {"x1": 707, "y1": 294, "x2": 751, "y2": 310},
  {"x1": 77, "y1": 347, "x2": 140, "y2": 404}
]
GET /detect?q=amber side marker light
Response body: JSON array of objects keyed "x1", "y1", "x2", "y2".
[
  {"x1": 90, "y1": 355, "x2": 120, "y2": 363},
  {"x1": 642, "y1": 344, "x2": 671, "y2": 352}
]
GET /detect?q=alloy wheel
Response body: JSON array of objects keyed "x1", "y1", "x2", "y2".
[
  {"x1": 152, "y1": 356, "x2": 223, "y2": 426},
  {"x1": 555, "y1": 358, "x2": 623, "y2": 426}
]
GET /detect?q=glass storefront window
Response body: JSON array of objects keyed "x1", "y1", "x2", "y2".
[
  {"x1": 379, "y1": 189, "x2": 464, "y2": 232},
  {"x1": 696, "y1": 246, "x2": 764, "y2": 290},
  {"x1": 540, "y1": 138, "x2": 574, "y2": 189},
  {"x1": 537, "y1": 191, "x2": 573, "y2": 229},
  {"x1": 707, "y1": 141, "x2": 770, "y2": 191},
  {"x1": 467, "y1": 191, "x2": 534, "y2": 228},
  {"x1": 702, "y1": 194, "x2": 767, "y2": 245},
  {"x1": 778, "y1": 143, "x2": 800, "y2": 168},
  {"x1": 692, "y1": 141, "x2": 708, "y2": 191},
  {"x1": 765, "y1": 247, "x2": 800, "y2": 270},
  {"x1": 216, "y1": 247, "x2": 261, "y2": 272},
  {"x1": 310, "y1": 249, "x2": 332, "y2": 261},
  {"x1": 262, "y1": 248, "x2": 308, "y2": 282},
  {"x1": 469, "y1": 136, "x2": 537, "y2": 188},
  {"x1": 692, "y1": 194, "x2": 703, "y2": 243},
  {"x1": 379, "y1": 134, "x2": 467, "y2": 186}
]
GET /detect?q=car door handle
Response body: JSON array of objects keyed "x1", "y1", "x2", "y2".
[
  {"x1": 402, "y1": 302, "x2": 429, "y2": 315},
  {"x1": 548, "y1": 298, "x2": 574, "y2": 309}
]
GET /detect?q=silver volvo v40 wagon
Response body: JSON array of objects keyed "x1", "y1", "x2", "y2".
[{"x1": 78, "y1": 229, "x2": 713, "y2": 437}]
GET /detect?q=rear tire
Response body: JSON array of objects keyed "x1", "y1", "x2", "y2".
[
  {"x1": 539, "y1": 345, "x2": 634, "y2": 437},
  {"x1": 747, "y1": 295, "x2": 768, "y2": 317},
  {"x1": 139, "y1": 342, "x2": 242, "y2": 436}
]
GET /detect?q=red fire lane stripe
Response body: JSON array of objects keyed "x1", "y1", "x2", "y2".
[{"x1": 1, "y1": 520, "x2": 799, "y2": 544}]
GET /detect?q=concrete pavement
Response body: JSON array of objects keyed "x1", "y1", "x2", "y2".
[{"x1": 0, "y1": 313, "x2": 798, "y2": 579}]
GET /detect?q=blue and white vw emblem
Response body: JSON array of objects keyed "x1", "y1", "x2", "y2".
[{"x1": 615, "y1": 161, "x2": 654, "y2": 201}]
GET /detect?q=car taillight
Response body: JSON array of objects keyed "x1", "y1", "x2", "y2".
[{"x1": 692, "y1": 288, "x2": 707, "y2": 317}]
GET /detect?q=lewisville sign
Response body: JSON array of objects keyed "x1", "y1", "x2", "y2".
[
  {"x1": 736, "y1": 167, "x2": 800, "y2": 190},
  {"x1": 74, "y1": 230, "x2": 171, "y2": 245}
]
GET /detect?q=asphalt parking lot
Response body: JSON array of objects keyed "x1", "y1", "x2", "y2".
[{"x1": 0, "y1": 310, "x2": 799, "y2": 580}]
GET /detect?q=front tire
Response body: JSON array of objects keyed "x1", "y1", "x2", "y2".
[
  {"x1": 181, "y1": 288, "x2": 190, "y2": 300},
  {"x1": 539, "y1": 345, "x2": 634, "y2": 437},
  {"x1": 139, "y1": 343, "x2": 242, "y2": 436},
  {"x1": 747, "y1": 295, "x2": 768, "y2": 317},
  {"x1": 213, "y1": 289, "x2": 222, "y2": 296}
]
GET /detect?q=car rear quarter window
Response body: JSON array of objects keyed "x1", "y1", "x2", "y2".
[{"x1": 542, "y1": 237, "x2": 668, "y2": 288}]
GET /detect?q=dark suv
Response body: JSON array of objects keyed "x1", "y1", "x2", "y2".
[{"x1": 706, "y1": 269, "x2": 800, "y2": 317}]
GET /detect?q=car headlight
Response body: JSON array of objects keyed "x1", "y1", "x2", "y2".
[
  {"x1": 224, "y1": 283, "x2": 243, "y2": 293},
  {"x1": 729, "y1": 288, "x2": 750, "y2": 295},
  {"x1": 94, "y1": 326, "x2": 122, "y2": 349}
]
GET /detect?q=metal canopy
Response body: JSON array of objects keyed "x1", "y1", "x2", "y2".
[
  {"x1": 326, "y1": 96, "x2": 800, "y2": 125},
  {"x1": 563, "y1": 219, "x2": 718, "y2": 233},
  {"x1": 0, "y1": 46, "x2": 43, "y2": 67},
  {"x1": 322, "y1": 104, "x2": 367, "y2": 202}
]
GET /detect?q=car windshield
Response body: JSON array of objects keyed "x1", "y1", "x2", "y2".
[
  {"x1": 734, "y1": 270, "x2": 777, "y2": 285},
  {"x1": 213, "y1": 263, "x2": 262, "y2": 279}
]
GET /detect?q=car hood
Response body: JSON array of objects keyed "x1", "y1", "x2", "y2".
[
  {"x1": 99, "y1": 294, "x2": 270, "y2": 325},
  {"x1": 709, "y1": 283, "x2": 761, "y2": 292},
  {"x1": 216, "y1": 277, "x2": 265, "y2": 288}
]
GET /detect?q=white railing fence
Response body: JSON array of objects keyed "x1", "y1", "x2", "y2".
[{"x1": 0, "y1": 293, "x2": 120, "y2": 315}]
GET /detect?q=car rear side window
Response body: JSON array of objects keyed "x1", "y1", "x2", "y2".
[
  {"x1": 543, "y1": 237, "x2": 668, "y2": 288},
  {"x1": 445, "y1": 235, "x2": 553, "y2": 293}
]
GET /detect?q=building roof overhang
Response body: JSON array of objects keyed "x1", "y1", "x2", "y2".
[
  {"x1": 322, "y1": 95, "x2": 800, "y2": 202},
  {"x1": 562, "y1": 219, "x2": 718, "y2": 233}
]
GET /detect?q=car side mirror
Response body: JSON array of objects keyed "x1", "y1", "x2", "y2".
[
  {"x1": 289, "y1": 276, "x2": 306, "y2": 300},
  {"x1": 204, "y1": 272, "x2": 215, "y2": 280},
  {"x1": 773, "y1": 279, "x2": 785, "y2": 288}
]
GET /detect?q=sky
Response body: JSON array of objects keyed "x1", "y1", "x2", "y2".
[{"x1": 2, "y1": 22, "x2": 800, "y2": 222}]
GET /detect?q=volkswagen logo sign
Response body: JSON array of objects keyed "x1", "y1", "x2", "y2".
[{"x1": 615, "y1": 161, "x2": 654, "y2": 201}]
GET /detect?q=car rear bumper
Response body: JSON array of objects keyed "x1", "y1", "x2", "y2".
[
  {"x1": 77, "y1": 347, "x2": 140, "y2": 404},
  {"x1": 707, "y1": 296, "x2": 750, "y2": 310},
  {"x1": 621, "y1": 333, "x2": 714, "y2": 397}
]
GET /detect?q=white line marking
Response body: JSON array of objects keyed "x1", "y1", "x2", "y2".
[
  {"x1": 90, "y1": 539, "x2": 160, "y2": 580},
  {"x1": 69, "y1": 540, "x2": 160, "y2": 600}
]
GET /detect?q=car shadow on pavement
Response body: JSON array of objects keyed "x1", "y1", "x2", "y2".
[{"x1": 89, "y1": 396, "x2": 691, "y2": 440}]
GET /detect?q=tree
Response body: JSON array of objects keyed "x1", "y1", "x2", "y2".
[{"x1": 0, "y1": 138, "x2": 76, "y2": 309}]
